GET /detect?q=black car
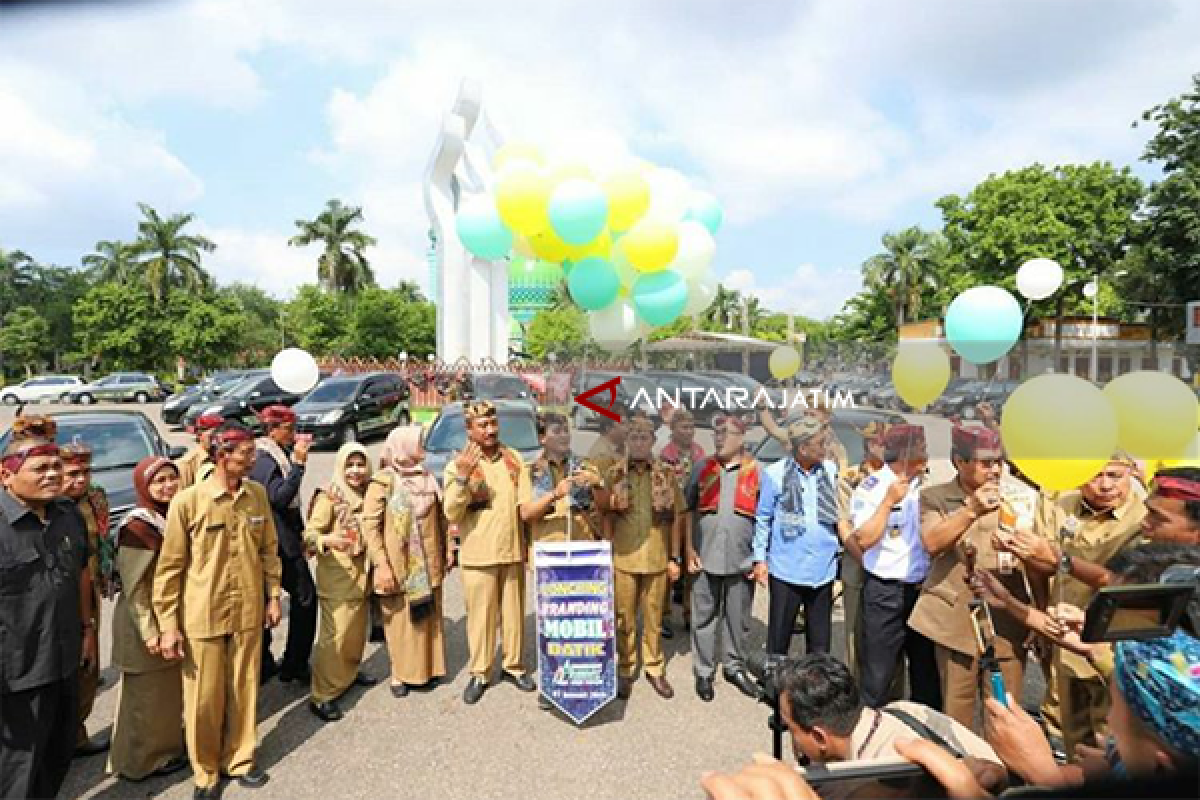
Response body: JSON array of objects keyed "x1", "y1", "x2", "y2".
[
  {"x1": 751, "y1": 408, "x2": 908, "y2": 467},
  {"x1": 423, "y1": 400, "x2": 542, "y2": 486},
  {"x1": 293, "y1": 372, "x2": 411, "y2": 448},
  {"x1": 183, "y1": 370, "x2": 319, "y2": 433},
  {"x1": 0, "y1": 410, "x2": 184, "y2": 530},
  {"x1": 161, "y1": 370, "x2": 250, "y2": 426}
]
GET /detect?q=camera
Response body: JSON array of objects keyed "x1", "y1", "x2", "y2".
[
  {"x1": 1083, "y1": 565, "x2": 1199, "y2": 643},
  {"x1": 746, "y1": 653, "x2": 788, "y2": 760}
]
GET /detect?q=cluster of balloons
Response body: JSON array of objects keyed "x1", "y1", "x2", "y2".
[{"x1": 455, "y1": 142, "x2": 724, "y2": 350}]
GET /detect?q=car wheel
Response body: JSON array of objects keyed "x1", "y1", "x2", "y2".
[
  {"x1": 79, "y1": 393, "x2": 95, "y2": 405},
  {"x1": 1, "y1": 394, "x2": 16, "y2": 406},
  {"x1": 397, "y1": 410, "x2": 412, "y2": 427},
  {"x1": 340, "y1": 424, "x2": 358, "y2": 445},
  {"x1": 134, "y1": 391, "x2": 150, "y2": 404}
]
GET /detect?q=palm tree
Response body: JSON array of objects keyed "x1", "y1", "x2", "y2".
[
  {"x1": 550, "y1": 280, "x2": 575, "y2": 312},
  {"x1": 701, "y1": 284, "x2": 743, "y2": 330},
  {"x1": 862, "y1": 226, "x2": 945, "y2": 330},
  {"x1": 394, "y1": 279, "x2": 426, "y2": 304},
  {"x1": 289, "y1": 199, "x2": 378, "y2": 294},
  {"x1": 82, "y1": 239, "x2": 139, "y2": 285},
  {"x1": 132, "y1": 203, "x2": 216, "y2": 304},
  {"x1": 0, "y1": 247, "x2": 36, "y2": 316}
]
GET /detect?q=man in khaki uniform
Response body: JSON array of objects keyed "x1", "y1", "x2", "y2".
[
  {"x1": 444, "y1": 400, "x2": 534, "y2": 706},
  {"x1": 59, "y1": 442, "x2": 111, "y2": 758},
  {"x1": 176, "y1": 412, "x2": 222, "y2": 488},
  {"x1": 599, "y1": 417, "x2": 683, "y2": 700},
  {"x1": 153, "y1": 422, "x2": 283, "y2": 799},
  {"x1": 586, "y1": 409, "x2": 629, "y2": 469},
  {"x1": 911, "y1": 426, "x2": 1030, "y2": 729},
  {"x1": 1028, "y1": 458, "x2": 1144, "y2": 757}
]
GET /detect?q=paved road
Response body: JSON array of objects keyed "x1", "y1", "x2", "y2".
[{"x1": 0, "y1": 403, "x2": 1039, "y2": 800}]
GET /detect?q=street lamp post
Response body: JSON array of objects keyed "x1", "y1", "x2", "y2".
[{"x1": 1083, "y1": 270, "x2": 1128, "y2": 381}]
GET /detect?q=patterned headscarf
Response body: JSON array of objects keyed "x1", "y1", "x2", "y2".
[
  {"x1": 381, "y1": 425, "x2": 440, "y2": 519},
  {"x1": 133, "y1": 456, "x2": 177, "y2": 516},
  {"x1": 1114, "y1": 630, "x2": 1200, "y2": 758}
]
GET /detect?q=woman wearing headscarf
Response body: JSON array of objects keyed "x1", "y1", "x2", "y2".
[
  {"x1": 362, "y1": 426, "x2": 453, "y2": 696},
  {"x1": 305, "y1": 442, "x2": 378, "y2": 723},
  {"x1": 108, "y1": 457, "x2": 188, "y2": 781}
]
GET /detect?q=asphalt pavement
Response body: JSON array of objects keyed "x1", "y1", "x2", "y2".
[{"x1": 0, "y1": 403, "x2": 1042, "y2": 800}]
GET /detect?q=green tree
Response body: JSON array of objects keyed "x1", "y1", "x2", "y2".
[
  {"x1": 527, "y1": 307, "x2": 588, "y2": 360},
  {"x1": 221, "y1": 284, "x2": 283, "y2": 361},
  {"x1": 393, "y1": 279, "x2": 426, "y2": 304},
  {"x1": 862, "y1": 226, "x2": 947, "y2": 329},
  {"x1": 936, "y1": 163, "x2": 1144, "y2": 318},
  {"x1": 167, "y1": 291, "x2": 248, "y2": 369},
  {"x1": 0, "y1": 306, "x2": 51, "y2": 377},
  {"x1": 289, "y1": 199, "x2": 377, "y2": 294},
  {"x1": 346, "y1": 288, "x2": 436, "y2": 359},
  {"x1": 285, "y1": 285, "x2": 351, "y2": 355},
  {"x1": 392, "y1": 301, "x2": 437, "y2": 360},
  {"x1": 0, "y1": 247, "x2": 36, "y2": 319},
  {"x1": 82, "y1": 239, "x2": 139, "y2": 285},
  {"x1": 1132, "y1": 74, "x2": 1200, "y2": 334},
  {"x1": 20, "y1": 266, "x2": 92, "y2": 371},
  {"x1": 132, "y1": 203, "x2": 216, "y2": 305},
  {"x1": 73, "y1": 283, "x2": 170, "y2": 370},
  {"x1": 828, "y1": 288, "x2": 895, "y2": 343}
]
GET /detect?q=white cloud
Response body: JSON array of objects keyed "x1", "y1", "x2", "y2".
[
  {"x1": 720, "y1": 264, "x2": 862, "y2": 321},
  {"x1": 198, "y1": 225, "x2": 314, "y2": 297}
]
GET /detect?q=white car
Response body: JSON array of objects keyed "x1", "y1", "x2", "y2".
[{"x1": 0, "y1": 375, "x2": 85, "y2": 405}]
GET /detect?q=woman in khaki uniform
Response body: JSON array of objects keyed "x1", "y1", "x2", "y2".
[
  {"x1": 362, "y1": 426, "x2": 453, "y2": 697},
  {"x1": 305, "y1": 443, "x2": 378, "y2": 722},
  {"x1": 108, "y1": 457, "x2": 188, "y2": 781}
]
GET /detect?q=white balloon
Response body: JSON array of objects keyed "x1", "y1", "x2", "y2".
[
  {"x1": 643, "y1": 167, "x2": 691, "y2": 223},
  {"x1": 683, "y1": 270, "x2": 718, "y2": 315},
  {"x1": 271, "y1": 348, "x2": 320, "y2": 394},
  {"x1": 1015, "y1": 257, "x2": 1064, "y2": 300},
  {"x1": 669, "y1": 220, "x2": 716, "y2": 279},
  {"x1": 589, "y1": 300, "x2": 640, "y2": 351}
]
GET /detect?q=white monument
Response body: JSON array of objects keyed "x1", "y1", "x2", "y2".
[{"x1": 423, "y1": 79, "x2": 510, "y2": 364}]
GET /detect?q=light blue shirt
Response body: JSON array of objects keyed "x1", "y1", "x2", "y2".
[{"x1": 753, "y1": 458, "x2": 841, "y2": 587}]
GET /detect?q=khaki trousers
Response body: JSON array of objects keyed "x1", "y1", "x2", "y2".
[
  {"x1": 936, "y1": 645, "x2": 1025, "y2": 730},
  {"x1": 615, "y1": 569, "x2": 668, "y2": 678},
  {"x1": 182, "y1": 631, "x2": 262, "y2": 790},
  {"x1": 462, "y1": 564, "x2": 526, "y2": 681},
  {"x1": 311, "y1": 596, "x2": 368, "y2": 704}
]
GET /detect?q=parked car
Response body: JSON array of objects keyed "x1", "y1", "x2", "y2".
[
  {"x1": 65, "y1": 372, "x2": 168, "y2": 405},
  {"x1": 161, "y1": 370, "x2": 251, "y2": 426},
  {"x1": 751, "y1": 408, "x2": 908, "y2": 467},
  {"x1": 186, "y1": 371, "x2": 320, "y2": 433},
  {"x1": 470, "y1": 372, "x2": 537, "y2": 408},
  {"x1": 0, "y1": 375, "x2": 84, "y2": 405},
  {"x1": 570, "y1": 370, "x2": 659, "y2": 430},
  {"x1": 293, "y1": 371, "x2": 411, "y2": 448},
  {"x1": 933, "y1": 379, "x2": 1022, "y2": 419},
  {"x1": 0, "y1": 410, "x2": 184, "y2": 528},
  {"x1": 640, "y1": 370, "x2": 732, "y2": 426},
  {"x1": 423, "y1": 400, "x2": 542, "y2": 486}
]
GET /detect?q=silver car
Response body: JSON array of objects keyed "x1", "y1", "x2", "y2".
[{"x1": 423, "y1": 400, "x2": 542, "y2": 486}]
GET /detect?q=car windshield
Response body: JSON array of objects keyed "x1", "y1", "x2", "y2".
[
  {"x1": 55, "y1": 417, "x2": 157, "y2": 470},
  {"x1": 476, "y1": 375, "x2": 528, "y2": 396},
  {"x1": 425, "y1": 409, "x2": 540, "y2": 452},
  {"x1": 304, "y1": 381, "x2": 360, "y2": 403},
  {"x1": 224, "y1": 374, "x2": 269, "y2": 397}
]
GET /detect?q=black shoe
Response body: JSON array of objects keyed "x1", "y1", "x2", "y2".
[
  {"x1": 151, "y1": 755, "x2": 189, "y2": 778},
  {"x1": 617, "y1": 677, "x2": 633, "y2": 699},
  {"x1": 309, "y1": 701, "x2": 344, "y2": 722},
  {"x1": 193, "y1": 787, "x2": 218, "y2": 800},
  {"x1": 537, "y1": 694, "x2": 553, "y2": 711},
  {"x1": 74, "y1": 730, "x2": 111, "y2": 758},
  {"x1": 354, "y1": 672, "x2": 379, "y2": 687},
  {"x1": 463, "y1": 677, "x2": 487, "y2": 705},
  {"x1": 390, "y1": 682, "x2": 409, "y2": 698},
  {"x1": 695, "y1": 676, "x2": 715, "y2": 702},
  {"x1": 724, "y1": 668, "x2": 762, "y2": 700},
  {"x1": 661, "y1": 621, "x2": 674, "y2": 640},
  {"x1": 369, "y1": 626, "x2": 386, "y2": 643},
  {"x1": 278, "y1": 666, "x2": 311, "y2": 684},
  {"x1": 504, "y1": 672, "x2": 536, "y2": 692},
  {"x1": 259, "y1": 660, "x2": 279, "y2": 685},
  {"x1": 235, "y1": 768, "x2": 269, "y2": 789}
]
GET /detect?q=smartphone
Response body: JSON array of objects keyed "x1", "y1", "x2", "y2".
[
  {"x1": 1083, "y1": 583, "x2": 1194, "y2": 642},
  {"x1": 800, "y1": 760, "x2": 946, "y2": 799}
]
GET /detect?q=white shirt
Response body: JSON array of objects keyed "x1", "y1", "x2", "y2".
[{"x1": 850, "y1": 464, "x2": 929, "y2": 584}]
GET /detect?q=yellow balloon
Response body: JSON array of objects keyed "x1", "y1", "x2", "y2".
[
  {"x1": 619, "y1": 219, "x2": 679, "y2": 273},
  {"x1": 493, "y1": 142, "x2": 543, "y2": 172},
  {"x1": 528, "y1": 227, "x2": 571, "y2": 263},
  {"x1": 563, "y1": 230, "x2": 612, "y2": 262},
  {"x1": 604, "y1": 169, "x2": 651, "y2": 232},
  {"x1": 512, "y1": 236, "x2": 535, "y2": 258},
  {"x1": 494, "y1": 165, "x2": 551, "y2": 236},
  {"x1": 769, "y1": 346, "x2": 801, "y2": 380},
  {"x1": 546, "y1": 161, "x2": 594, "y2": 185},
  {"x1": 1103, "y1": 371, "x2": 1199, "y2": 460},
  {"x1": 891, "y1": 342, "x2": 951, "y2": 410},
  {"x1": 1001, "y1": 374, "x2": 1119, "y2": 491}
]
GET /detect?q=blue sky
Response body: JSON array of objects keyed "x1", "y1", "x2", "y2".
[{"x1": 1, "y1": 0, "x2": 1196, "y2": 319}]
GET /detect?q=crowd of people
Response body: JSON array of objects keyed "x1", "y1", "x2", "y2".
[{"x1": 1, "y1": 393, "x2": 1198, "y2": 800}]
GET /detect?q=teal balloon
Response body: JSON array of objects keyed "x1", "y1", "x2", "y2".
[
  {"x1": 632, "y1": 270, "x2": 688, "y2": 327},
  {"x1": 944, "y1": 286, "x2": 1023, "y2": 365},
  {"x1": 456, "y1": 199, "x2": 513, "y2": 260},
  {"x1": 548, "y1": 179, "x2": 609, "y2": 245},
  {"x1": 684, "y1": 191, "x2": 723, "y2": 235},
  {"x1": 567, "y1": 257, "x2": 620, "y2": 311}
]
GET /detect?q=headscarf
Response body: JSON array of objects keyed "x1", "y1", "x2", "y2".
[
  {"x1": 134, "y1": 456, "x2": 177, "y2": 516},
  {"x1": 382, "y1": 425, "x2": 441, "y2": 519},
  {"x1": 331, "y1": 442, "x2": 372, "y2": 511},
  {"x1": 2, "y1": 415, "x2": 58, "y2": 471},
  {"x1": 119, "y1": 456, "x2": 179, "y2": 551},
  {"x1": 1114, "y1": 629, "x2": 1200, "y2": 758}
]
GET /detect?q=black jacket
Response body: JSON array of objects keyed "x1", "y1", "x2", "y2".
[{"x1": 250, "y1": 450, "x2": 306, "y2": 561}]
